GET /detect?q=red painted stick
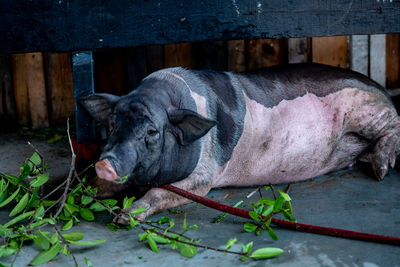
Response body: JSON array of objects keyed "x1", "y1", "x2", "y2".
[{"x1": 160, "y1": 184, "x2": 400, "y2": 246}]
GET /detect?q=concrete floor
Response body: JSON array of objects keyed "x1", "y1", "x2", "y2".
[{"x1": 0, "y1": 132, "x2": 399, "y2": 266}]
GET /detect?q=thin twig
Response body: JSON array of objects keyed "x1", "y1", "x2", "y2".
[
  {"x1": 143, "y1": 226, "x2": 246, "y2": 256},
  {"x1": 53, "y1": 223, "x2": 78, "y2": 267}
]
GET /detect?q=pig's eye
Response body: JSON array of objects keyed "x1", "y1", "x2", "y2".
[{"x1": 147, "y1": 128, "x2": 159, "y2": 136}]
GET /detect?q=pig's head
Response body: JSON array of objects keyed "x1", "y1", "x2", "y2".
[{"x1": 79, "y1": 92, "x2": 216, "y2": 187}]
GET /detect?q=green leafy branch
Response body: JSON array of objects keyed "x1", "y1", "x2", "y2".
[{"x1": 0, "y1": 121, "x2": 295, "y2": 265}]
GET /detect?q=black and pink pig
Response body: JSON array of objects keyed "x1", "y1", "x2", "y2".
[{"x1": 80, "y1": 63, "x2": 400, "y2": 222}]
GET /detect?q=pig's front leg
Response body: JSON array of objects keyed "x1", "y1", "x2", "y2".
[{"x1": 115, "y1": 175, "x2": 214, "y2": 224}]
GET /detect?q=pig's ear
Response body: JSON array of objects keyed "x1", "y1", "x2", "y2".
[
  {"x1": 168, "y1": 109, "x2": 216, "y2": 145},
  {"x1": 79, "y1": 93, "x2": 120, "y2": 125}
]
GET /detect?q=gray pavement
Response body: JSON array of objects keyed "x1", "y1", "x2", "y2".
[{"x1": 0, "y1": 133, "x2": 399, "y2": 266}]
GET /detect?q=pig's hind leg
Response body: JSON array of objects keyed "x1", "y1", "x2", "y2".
[{"x1": 342, "y1": 90, "x2": 400, "y2": 180}]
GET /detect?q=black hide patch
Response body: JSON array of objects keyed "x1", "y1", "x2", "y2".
[
  {"x1": 191, "y1": 71, "x2": 246, "y2": 166},
  {"x1": 238, "y1": 63, "x2": 392, "y2": 108}
]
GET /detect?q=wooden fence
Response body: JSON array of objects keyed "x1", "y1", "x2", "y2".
[{"x1": 0, "y1": 35, "x2": 399, "y2": 129}]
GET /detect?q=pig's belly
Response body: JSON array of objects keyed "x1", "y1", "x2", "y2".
[{"x1": 213, "y1": 88, "x2": 369, "y2": 187}]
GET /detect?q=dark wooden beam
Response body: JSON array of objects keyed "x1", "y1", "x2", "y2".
[{"x1": 1, "y1": 0, "x2": 399, "y2": 53}]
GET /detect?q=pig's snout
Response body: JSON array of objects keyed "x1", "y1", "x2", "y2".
[{"x1": 95, "y1": 159, "x2": 118, "y2": 181}]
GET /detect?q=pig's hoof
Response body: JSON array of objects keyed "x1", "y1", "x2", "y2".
[
  {"x1": 113, "y1": 213, "x2": 130, "y2": 225},
  {"x1": 371, "y1": 133, "x2": 400, "y2": 180}
]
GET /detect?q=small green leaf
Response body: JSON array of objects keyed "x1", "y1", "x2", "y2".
[
  {"x1": 70, "y1": 184, "x2": 82, "y2": 196},
  {"x1": 273, "y1": 196, "x2": 285, "y2": 212},
  {"x1": 62, "y1": 232, "x2": 84, "y2": 242},
  {"x1": 241, "y1": 241, "x2": 253, "y2": 254},
  {"x1": 81, "y1": 195, "x2": 93, "y2": 205},
  {"x1": 9, "y1": 192, "x2": 29, "y2": 217},
  {"x1": 0, "y1": 186, "x2": 20, "y2": 208},
  {"x1": 34, "y1": 205, "x2": 45, "y2": 220},
  {"x1": 147, "y1": 235, "x2": 158, "y2": 252},
  {"x1": 123, "y1": 196, "x2": 135, "y2": 210},
  {"x1": 177, "y1": 243, "x2": 197, "y2": 258},
  {"x1": 225, "y1": 237, "x2": 238, "y2": 250},
  {"x1": 0, "y1": 245, "x2": 18, "y2": 258},
  {"x1": 62, "y1": 220, "x2": 73, "y2": 231},
  {"x1": 250, "y1": 247, "x2": 284, "y2": 259},
  {"x1": 68, "y1": 239, "x2": 106, "y2": 246},
  {"x1": 4, "y1": 210, "x2": 34, "y2": 227},
  {"x1": 84, "y1": 257, "x2": 93, "y2": 267},
  {"x1": 278, "y1": 190, "x2": 291, "y2": 201},
  {"x1": 284, "y1": 201, "x2": 293, "y2": 215},
  {"x1": 257, "y1": 198, "x2": 275, "y2": 206},
  {"x1": 249, "y1": 211, "x2": 262, "y2": 222},
  {"x1": 102, "y1": 199, "x2": 118, "y2": 206},
  {"x1": 19, "y1": 163, "x2": 31, "y2": 180},
  {"x1": 267, "y1": 227, "x2": 279, "y2": 241},
  {"x1": 130, "y1": 206, "x2": 146, "y2": 215},
  {"x1": 33, "y1": 232, "x2": 50, "y2": 251},
  {"x1": 50, "y1": 233, "x2": 59, "y2": 245},
  {"x1": 116, "y1": 175, "x2": 128, "y2": 182},
  {"x1": 30, "y1": 173, "x2": 49, "y2": 188},
  {"x1": 80, "y1": 208, "x2": 95, "y2": 221},
  {"x1": 89, "y1": 202, "x2": 107, "y2": 211},
  {"x1": 65, "y1": 203, "x2": 79, "y2": 214},
  {"x1": 149, "y1": 233, "x2": 170, "y2": 244},
  {"x1": 29, "y1": 152, "x2": 42, "y2": 167},
  {"x1": 262, "y1": 205, "x2": 274, "y2": 217},
  {"x1": 282, "y1": 210, "x2": 296, "y2": 222},
  {"x1": 29, "y1": 243, "x2": 60, "y2": 265},
  {"x1": 158, "y1": 216, "x2": 170, "y2": 224},
  {"x1": 243, "y1": 223, "x2": 257, "y2": 233},
  {"x1": 139, "y1": 232, "x2": 148, "y2": 242}
]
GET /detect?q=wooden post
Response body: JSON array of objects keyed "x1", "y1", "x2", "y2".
[
  {"x1": 11, "y1": 54, "x2": 30, "y2": 126},
  {"x1": 45, "y1": 53, "x2": 75, "y2": 125},
  {"x1": 93, "y1": 49, "x2": 128, "y2": 96},
  {"x1": 0, "y1": 55, "x2": 16, "y2": 126},
  {"x1": 288, "y1": 38, "x2": 308, "y2": 64},
  {"x1": 146, "y1": 45, "x2": 165, "y2": 74},
  {"x1": 72, "y1": 51, "x2": 96, "y2": 143},
  {"x1": 312, "y1": 36, "x2": 349, "y2": 68},
  {"x1": 370, "y1": 34, "x2": 386, "y2": 87},
  {"x1": 25, "y1": 52, "x2": 49, "y2": 129},
  {"x1": 349, "y1": 35, "x2": 369, "y2": 76},
  {"x1": 227, "y1": 40, "x2": 247, "y2": 72},
  {"x1": 386, "y1": 34, "x2": 400, "y2": 89},
  {"x1": 164, "y1": 43, "x2": 195, "y2": 68},
  {"x1": 126, "y1": 46, "x2": 148, "y2": 90},
  {"x1": 247, "y1": 39, "x2": 285, "y2": 71},
  {"x1": 192, "y1": 41, "x2": 227, "y2": 71}
]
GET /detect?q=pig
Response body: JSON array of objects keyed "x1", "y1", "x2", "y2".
[{"x1": 80, "y1": 63, "x2": 400, "y2": 222}]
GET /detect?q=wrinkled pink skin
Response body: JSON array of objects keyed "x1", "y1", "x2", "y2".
[{"x1": 95, "y1": 87, "x2": 400, "y2": 223}]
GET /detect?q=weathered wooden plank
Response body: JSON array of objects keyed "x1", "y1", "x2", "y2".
[
  {"x1": 227, "y1": 40, "x2": 247, "y2": 72},
  {"x1": 72, "y1": 51, "x2": 96, "y2": 143},
  {"x1": 25, "y1": 52, "x2": 49, "y2": 129},
  {"x1": 44, "y1": 53, "x2": 75, "y2": 124},
  {"x1": 126, "y1": 46, "x2": 148, "y2": 89},
  {"x1": 93, "y1": 49, "x2": 128, "y2": 96},
  {"x1": 164, "y1": 43, "x2": 195, "y2": 68},
  {"x1": 247, "y1": 39, "x2": 285, "y2": 71},
  {"x1": 288, "y1": 38, "x2": 308, "y2": 64},
  {"x1": 370, "y1": 34, "x2": 386, "y2": 87},
  {"x1": 1, "y1": 0, "x2": 399, "y2": 53},
  {"x1": 312, "y1": 36, "x2": 349, "y2": 68},
  {"x1": 0, "y1": 55, "x2": 15, "y2": 122},
  {"x1": 11, "y1": 54, "x2": 30, "y2": 126},
  {"x1": 386, "y1": 33, "x2": 400, "y2": 89},
  {"x1": 349, "y1": 35, "x2": 369, "y2": 76},
  {"x1": 146, "y1": 45, "x2": 165, "y2": 74},
  {"x1": 193, "y1": 41, "x2": 227, "y2": 71}
]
